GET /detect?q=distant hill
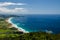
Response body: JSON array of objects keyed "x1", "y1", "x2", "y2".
[{"x1": 0, "y1": 14, "x2": 20, "y2": 18}]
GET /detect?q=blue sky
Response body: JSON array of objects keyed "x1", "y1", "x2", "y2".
[{"x1": 0, "y1": 0, "x2": 60, "y2": 14}]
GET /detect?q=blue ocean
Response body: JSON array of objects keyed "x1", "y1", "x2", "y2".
[{"x1": 11, "y1": 14, "x2": 60, "y2": 34}]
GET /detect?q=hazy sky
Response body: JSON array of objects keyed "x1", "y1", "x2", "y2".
[{"x1": 0, "y1": 0, "x2": 60, "y2": 14}]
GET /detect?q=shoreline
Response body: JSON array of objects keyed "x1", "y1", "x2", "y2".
[{"x1": 7, "y1": 17, "x2": 29, "y2": 33}]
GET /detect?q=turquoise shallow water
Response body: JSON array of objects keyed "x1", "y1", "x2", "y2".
[{"x1": 11, "y1": 15, "x2": 60, "y2": 34}]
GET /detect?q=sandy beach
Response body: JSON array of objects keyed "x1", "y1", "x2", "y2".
[{"x1": 7, "y1": 17, "x2": 29, "y2": 33}]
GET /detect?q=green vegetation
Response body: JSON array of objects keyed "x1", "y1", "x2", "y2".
[
  {"x1": 0, "y1": 17, "x2": 20, "y2": 37},
  {"x1": 0, "y1": 32, "x2": 60, "y2": 40},
  {"x1": 0, "y1": 17, "x2": 60, "y2": 40},
  {"x1": 18, "y1": 32, "x2": 60, "y2": 40}
]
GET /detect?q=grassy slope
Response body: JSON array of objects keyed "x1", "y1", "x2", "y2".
[
  {"x1": 0, "y1": 32, "x2": 60, "y2": 40},
  {"x1": 0, "y1": 17, "x2": 19, "y2": 38}
]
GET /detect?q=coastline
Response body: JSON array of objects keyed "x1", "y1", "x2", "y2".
[{"x1": 7, "y1": 17, "x2": 29, "y2": 33}]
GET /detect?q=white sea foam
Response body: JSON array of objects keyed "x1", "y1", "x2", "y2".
[
  {"x1": 8, "y1": 17, "x2": 29, "y2": 33},
  {"x1": 45, "y1": 30, "x2": 53, "y2": 33}
]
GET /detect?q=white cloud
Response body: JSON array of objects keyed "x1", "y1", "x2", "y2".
[
  {"x1": 0, "y1": 2, "x2": 28, "y2": 13},
  {"x1": 0, "y1": 2, "x2": 26, "y2": 6},
  {"x1": 0, "y1": 7, "x2": 28, "y2": 13}
]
